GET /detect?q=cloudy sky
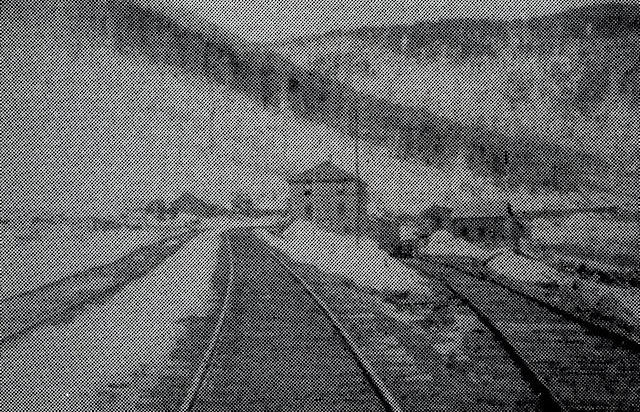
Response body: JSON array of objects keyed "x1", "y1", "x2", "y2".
[{"x1": 169, "y1": 0, "x2": 615, "y2": 42}]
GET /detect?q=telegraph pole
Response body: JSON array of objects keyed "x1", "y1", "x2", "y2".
[{"x1": 355, "y1": 95, "x2": 362, "y2": 246}]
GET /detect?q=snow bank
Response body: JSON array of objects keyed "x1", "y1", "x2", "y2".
[
  {"x1": 0, "y1": 227, "x2": 176, "y2": 300},
  {"x1": 0, "y1": 229, "x2": 221, "y2": 412},
  {"x1": 257, "y1": 219, "x2": 433, "y2": 296},
  {"x1": 418, "y1": 230, "x2": 567, "y2": 285},
  {"x1": 487, "y1": 252, "x2": 565, "y2": 285}
]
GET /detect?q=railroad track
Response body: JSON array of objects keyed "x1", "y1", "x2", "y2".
[
  {"x1": 179, "y1": 230, "x2": 401, "y2": 412},
  {"x1": 408, "y1": 258, "x2": 640, "y2": 412},
  {"x1": 1, "y1": 229, "x2": 198, "y2": 345}
]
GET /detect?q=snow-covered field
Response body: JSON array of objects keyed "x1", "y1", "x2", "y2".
[
  {"x1": 528, "y1": 213, "x2": 640, "y2": 246},
  {"x1": 526, "y1": 213, "x2": 640, "y2": 269},
  {"x1": 0, "y1": 227, "x2": 178, "y2": 300},
  {"x1": 0, "y1": 229, "x2": 182, "y2": 298},
  {"x1": 0, "y1": 226, "x2": 225, "y2": 412},
  {"x1": 257, "y1": 219, "x2": 433, "y2": 296}
]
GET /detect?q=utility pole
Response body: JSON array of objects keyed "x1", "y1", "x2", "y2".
[{"x1": 355, "y1": 95, "x2": 362, "y2": 247}]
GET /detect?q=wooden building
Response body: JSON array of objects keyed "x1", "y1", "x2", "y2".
[
  {"x1": 419, "y1": 201, "x2": 525, "y2": 244},
  {"x1": 287, "y1": 161, "x2": 367, "y2": 235},
  {"x1": 448, "y1": 202, "x2": 516, "y2": 242}
]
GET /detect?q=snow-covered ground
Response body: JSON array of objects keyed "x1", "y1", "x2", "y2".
[
  {"x1": 528, "y1": 213, "x2": 640, "y2": 246},
  {"x1": 419, "y1": 229, "x2": 566, "y2": 285},
  {"x1": 419, "y1": 229, "x2": 640, "y2": 328},
  {"x1": 0, "y1": 216, "x2": 309, "y2": 412},
  {"x1": 525, "y1": 212, "x2": 640, "y2": 269},
  {"x1": 419, "y1": 230, "x2": 495, "y2": 262},
  {"x1": 0, "y1": 226, "x2": 226, "y2": 412},
  {"x1": 256, "y1": 219, "x2": 433, "y2": 296},
  {"x1": 0, "y1": 227, "x2": 179, "y2": 300}
]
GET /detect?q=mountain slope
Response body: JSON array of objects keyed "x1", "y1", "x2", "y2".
[
  {"x1": 3, "y1": 0, "x2": 545, "y2": 217},
  {"x1": 271, "y1": 2, "x2": 640, "y2": 199}
]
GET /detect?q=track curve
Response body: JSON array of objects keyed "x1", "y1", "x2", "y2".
[{"x1": 180, "y1": 229, "x2": 402, "y2": 412}]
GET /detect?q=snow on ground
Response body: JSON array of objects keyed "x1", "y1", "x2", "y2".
[
  {"x1": 419, "y1": 230, "x2": 495, "y2": 261},
  {"x1": 420, "y1": 229, "x2": 640, "y2": 327},
  {"x1": 256, "y1": 219, "x2": 433, "y2": 296},
  {"x1": 528, "y1": 213, "x2": 640, "y2": 246},
  {"x1": 573, "y1": 280, "x2": 640, "y2": 328},
  {"x1": 486, "y1": 252, "x2": 566, "y2": 285},
  {"x1": 419, "y1": 230, "x2": 566, "y2": 285},
  {"x1": 0, "y1": 227, "x2": 225, "y2": 412},
  {"x1": 0, "y1": 227, "x2": 178, "y2": 300}
]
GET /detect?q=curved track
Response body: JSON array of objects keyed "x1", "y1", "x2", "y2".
[
  {"x1": 179, "y1": 230, "x2": 402, "y2": 412},
  {"x1": 408, "y1": 258, "x2": 640, "y2": 412},
  {"x1": 1, "y1": 229, "x2": 197, "y2": 344}
]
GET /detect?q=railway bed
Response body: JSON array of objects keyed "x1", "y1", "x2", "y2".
[
  {"x1": 179, "y1": 230, "x2": 395, "y2": 412},
  {"x1": 1, "y1": 229, "x2": 198, "y2": 345},
  {"x1": 426, "y1": 255, "x2": 640, "y2": 344},
  {"x1": 408, "y1": 258, "x2": 640, "y2": 411},
  {"x1": 257, "y1": 233, "x2": 541, "y2": 412}
]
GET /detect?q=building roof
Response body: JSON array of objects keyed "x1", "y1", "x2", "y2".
[
  {"x1": 287, "y1": 161, "x2": 360, "y2": 184},
  {"x1": 449, "y1": 201, "x2": 510, "y2": 219}
]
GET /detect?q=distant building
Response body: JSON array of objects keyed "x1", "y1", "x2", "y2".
[
  {"x1": 229, "y1": 192, "x2": 255, "y2": 216},
  {"x1": 418, "y1": 205, "x2": 452, "y2": 234},
  {"x1": 365, "y1": 215, "x2": 400, "y2": 253},
  {"x1": 169, "y1": 192, "x2": 224, "y2": 218},
  {"x1": 419, "y1": 201, "x2": 524, "y2": 245},
  {"x1": 448, "y1": 202, "x2": 517, "y2": 242},
  {"x1": 287, "y1": 161, "x2": 368, "y2": 235}
]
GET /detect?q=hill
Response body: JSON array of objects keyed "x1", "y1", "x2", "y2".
[
  {"x1": 271, "y1": 2, "x2": 640, "y2": 199},
  {"x1": 1, "y1": 0, "x2": 636, "y2": 220},
  {"x1": 0, "y1": 0, "x2": 520, "y2": 216}
]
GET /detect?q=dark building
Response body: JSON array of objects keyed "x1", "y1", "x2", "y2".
[
  {"x1": 419, "y1": 201, "x2": 525, "y2": 244},
  {"x1": 229, "y1": 192, "x2": 255, "y2": 216},
  {"x1": 287, "y1": 161, "x2": 368, "y2": 235},
  {"x1": 168, "y1": 192, "x2": 224, "y2": 218}
]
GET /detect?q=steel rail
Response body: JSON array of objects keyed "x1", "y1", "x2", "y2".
[
  {"x1": 260, "y1": 234, "x2": 405, "y2": 412},
  {"x1": 419, "y1": 257, "x2": 640, "y2": 352},
  {"x1": 409, "y1": 257, "x2": 640, "y2": 411},
  {"x1": 407, "y1": 259, "x2": 565, "y2": 411},
  {"x1": 178, "y1": 231, "x2": 236, "y2": 412}
]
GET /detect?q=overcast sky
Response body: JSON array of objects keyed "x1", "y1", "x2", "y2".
[{"x1": 168, "y1": 0, "x2": 617, "y2": 43}]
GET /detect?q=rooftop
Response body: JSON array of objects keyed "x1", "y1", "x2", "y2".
[
  {"x1": 287, "y1": 161, "x2": 361, "y2": 184},
  {"x1": 449, "y1": 201, "x2": 510, "y2": 219}
]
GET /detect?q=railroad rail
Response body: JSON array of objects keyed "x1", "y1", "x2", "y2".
[
  {"x1": 179, "y1": 230, "x2": 402, "y2": 412},
  {"x1": 253, "y1": 231, "x2": 541, "y2": 411},
  {"x1": 408, "y1": 258, "x2": 640, "y2": 412},
  {"x1": 1, "y1": 229, "x2": 197, "y2": 344},
  {"x1": 424, "y1": 256, "x2": 640, "y2": 351}
]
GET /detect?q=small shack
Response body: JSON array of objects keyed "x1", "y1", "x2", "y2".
[
  {"x1": 419, "y1": 201, "x2": 525, "y2": 245},
  {"x1": 449, "y1": 202, "x2": 514, "y2": 242},
  {"x1": 287, "y1": 161, "x2": 368, "y2": 235}
]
